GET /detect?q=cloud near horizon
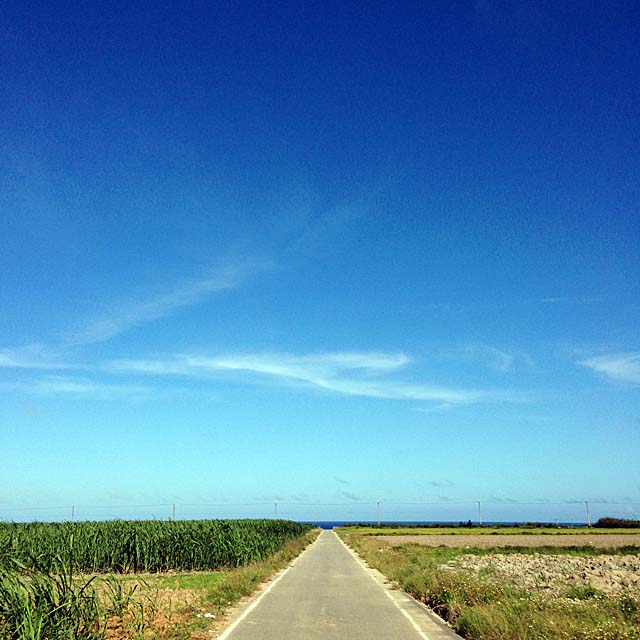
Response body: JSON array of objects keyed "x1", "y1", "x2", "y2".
[{"x1": 107, "y1": 351, "x2": 529, "y2": 405}]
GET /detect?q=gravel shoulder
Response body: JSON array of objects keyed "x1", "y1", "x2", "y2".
[{"x1": 373, "y1": 533, "x2": 640, "y2": 548}]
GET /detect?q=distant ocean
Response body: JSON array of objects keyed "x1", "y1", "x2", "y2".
[{"x1": 301, "y1": 521, "x2": 587, "y2": 530}]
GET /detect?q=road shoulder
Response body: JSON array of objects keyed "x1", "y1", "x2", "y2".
[{"x1": 336, "y1": 532, "x2": 463, "y2": 640}]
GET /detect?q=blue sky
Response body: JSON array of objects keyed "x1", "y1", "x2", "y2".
[{"x1": 1, "y1": 1, "x2": 639, "y2": 523}]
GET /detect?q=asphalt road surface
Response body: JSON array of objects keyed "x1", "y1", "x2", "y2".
[{"x1": 219, "y1": 530, "x2": 461, "y2": 640}]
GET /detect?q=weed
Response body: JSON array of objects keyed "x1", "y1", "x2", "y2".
[{"x1": 565, "y1": 584, "x2": 601, "y2": 600}]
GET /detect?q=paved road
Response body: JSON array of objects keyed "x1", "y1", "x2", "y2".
[{"x1": 219, "y1": 530, "x2": 461, "y2": 640}]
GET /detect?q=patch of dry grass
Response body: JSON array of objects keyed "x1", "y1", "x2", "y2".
[{"x1": 101, "y1": 528, "x2": 320, "y2": 640}]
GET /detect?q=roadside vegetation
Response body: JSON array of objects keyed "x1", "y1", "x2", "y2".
[
  {"x1": 0, "y1": 519, "x2": 316, "y2": 640},
  {"x1": 339, "y1": 529, "x2": 640, "y2": 640}
]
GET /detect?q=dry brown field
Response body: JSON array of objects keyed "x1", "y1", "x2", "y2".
[{"x1": 373, "y1": 533, "x2": 640, "y2": 548}]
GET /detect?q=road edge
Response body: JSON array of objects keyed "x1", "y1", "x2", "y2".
[
  {"x1": 215, "y1": 529, "x2": 324, "y2": 639},
  {"x1": 334, "y1": 530, "x2": 463, "y2": 640}
]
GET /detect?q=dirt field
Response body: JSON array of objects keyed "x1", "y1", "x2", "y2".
[
  {"x1": 443, "y1": 553, "x2": 640, "y2": 596},
  {"x1": 374, "y1": 533, "x2": 640, "y2": 548}
]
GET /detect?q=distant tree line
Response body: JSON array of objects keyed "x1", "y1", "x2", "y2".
[
  {"x1": 344, "y1": 519, "x2": 640, "y2": 529},
  {"x1": 593, "y1": 517, "x2": 640, "y2": 528}
]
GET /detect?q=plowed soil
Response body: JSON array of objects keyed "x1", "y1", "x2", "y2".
[{"x1": 444, "y1": 553, "x2": 640, "y2": 596}]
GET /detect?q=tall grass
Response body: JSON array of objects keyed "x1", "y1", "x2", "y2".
[
  {"x1": 0, "y1": 519, "x2": 310, "y2": 573},
  {"x1": 0, "y1": 557, "x2": 101, "y2": 640},
  {"x1": 0, "y1": 519, "x2": 312, "y2": 639}
]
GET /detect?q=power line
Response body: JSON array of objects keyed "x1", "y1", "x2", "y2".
[{"x1": 2, "y1": 498, "x2": 639, "y2": 518}]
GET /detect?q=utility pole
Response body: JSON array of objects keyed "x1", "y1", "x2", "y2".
[
  {"x1": 274, "y1": 500, "x2": 278, "y2": 518},
  {"x1": 376, "y1": 500, "x2": 381, "y2": 527},
  {"x1": 585, "y1": 499, "x2": 591, "y2": 527},
  {"x1": 172, "y1": 503, "x2": 176, "y2": 520},
  {"x1": 71, "y1": 505, "x2": 75, "y2": 523},
  {"x1": 477, "y1": 499, "x2": 482, "y2": 526}
]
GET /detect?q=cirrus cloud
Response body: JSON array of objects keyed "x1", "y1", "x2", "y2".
[
  {"x1": 578, "y1": 352, "x2": 640, "y2": 386},
  {"x1": 107, "y1": 350, "x2": 530, "y2": 406}
]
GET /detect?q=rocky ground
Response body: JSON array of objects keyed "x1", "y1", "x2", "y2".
[{"x1": 441, "y1": 552, "x2": 640, "y2": 596}]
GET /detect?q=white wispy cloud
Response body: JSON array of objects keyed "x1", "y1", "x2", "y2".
[
  {"x1": 184, "y1": 351, "x2": 410, "y2": 379},
  {"x1": 107, "y1": 351, "x2": 408, "y2": 377},
  {"x1": 283, "y1": 200, "x2": 369, "y2": 255},
  {"x1": 0, "y1": 376, "x2": 153, "y2": 397},
  {"x1": 412, "y1": 403, "x2": 454, "y2": 413},
  {"x1": 518, "y1": 296, "x2": 599, "y2": 305},
  {"x1": 306, "y1": 377, "x2": 496, "y2": 404},
  {"x1": 579, "y1": 352, "x2": 640, "y2": 386},
  {"x1": 107, "y1": 351, "x2": 528, "y2": 405},
  {"x1": 64, "y1": 259, "x2": 271, "y2": 345},
  {"x1": 446, "y1": 345, "x2": 533, "y2": 373},
  {"x1": 413, "y1": 296, "x2": 598, "y2": 316},
  {"x1": 0, "y1": 344, "x2": 72, "y2": 370}
]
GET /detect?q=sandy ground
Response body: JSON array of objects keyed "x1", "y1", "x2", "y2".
[
  {"x1": 373, "y1": 534, "x2": 640, "y2": 548},
  {"x1": 443, "y1": 553, "x2": 640, "y2": 596}
]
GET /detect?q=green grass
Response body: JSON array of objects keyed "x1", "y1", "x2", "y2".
[
  {"x1": 0, "y1": 519, "x2": 312, "y2": 573},
  {"x1": 0, "y1": 520, "x2": 318, "y2": 640},
  {"x1": 133, "y1": 571, "x2": 227, "y2": 590},
  {"x1": 339, "y1": 531, "x2": 640, "y2": 640},
  {"x1": 342, "y1": 525, "x2": 640, "y2": 535},
  {"x1": 0, "y1": 557, "x2": 104, "y2": 640}
]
